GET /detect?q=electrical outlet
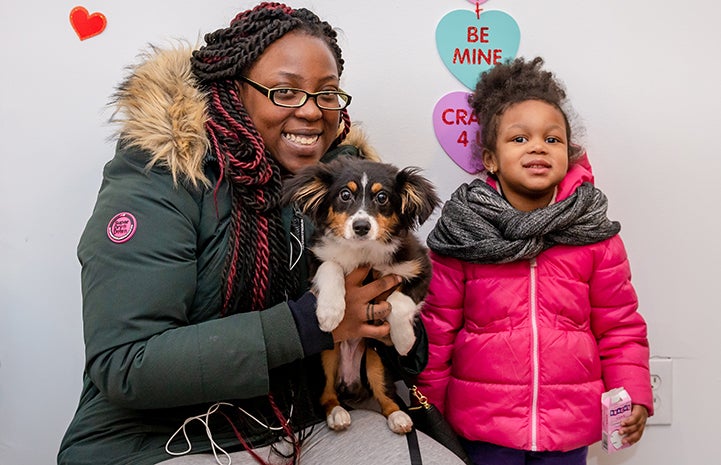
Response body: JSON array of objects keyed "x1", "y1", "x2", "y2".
[{"x1": 647, "y1": 357, "x2": 672, "y2": 425}]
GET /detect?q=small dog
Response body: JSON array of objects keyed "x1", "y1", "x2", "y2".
[{"x1": 282, "y1": 156, "x2": 440, "y2": 434}]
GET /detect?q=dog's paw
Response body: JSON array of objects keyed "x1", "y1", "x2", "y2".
[
  {"x1": 387, "y1": 410, "x2": 413, "y2": 434},
  {"x1": 316, "y1": 299, "x2": 345, "y2": 332},
  {"x1": 390, "y1": 327, "x2": 417, "y2": 356},
  {"x1": 386, "y1": 292, "x2": 419, "y2": 356},
  {"x1": 314, "y1": 262, "x2": 347, "y2": 332},
  {"x1": 326, "y1": 406, "x2": 352, "y2": 431}
]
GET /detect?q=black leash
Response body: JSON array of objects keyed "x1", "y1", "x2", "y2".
[{"x1": 406, "y1": 427, "x2": 423, "y2": 465}]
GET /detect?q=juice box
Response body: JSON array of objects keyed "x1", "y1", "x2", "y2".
[{"x1": 601, "y1": 387, "x2": 632, "y2": 453}]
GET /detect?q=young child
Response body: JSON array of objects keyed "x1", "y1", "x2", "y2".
[{"x1": 417, "y1": 57, "x2": 653, "y2": 464}]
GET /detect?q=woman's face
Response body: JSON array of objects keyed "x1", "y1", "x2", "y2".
[{"x1": 239, "y1": 31, "x2": 343, "y2": 174}]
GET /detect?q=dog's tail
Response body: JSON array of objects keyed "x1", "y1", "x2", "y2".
[{"x1": 340, "y1": 124, "x2": 381, "y2": 162}]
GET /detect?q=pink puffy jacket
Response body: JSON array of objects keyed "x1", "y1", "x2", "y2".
[{"x1": 417, "y1": 156, "x2": 652, "y2": 452}]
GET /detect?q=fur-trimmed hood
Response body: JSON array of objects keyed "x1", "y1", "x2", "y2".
[
  {"x1": 111, "y1": 44, "x2": 378, "y2": 187},
  {"x1": 112, "y1": 44, "x2": 210, "y2": 187}
]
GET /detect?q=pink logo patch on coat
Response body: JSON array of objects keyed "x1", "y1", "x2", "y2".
[{"x1": 107, "y1": 212, "x2": 137, "y2": 243}]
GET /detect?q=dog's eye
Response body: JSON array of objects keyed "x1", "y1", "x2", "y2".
[
  {"x1": 375, "y1": 191, "x2": 389, "y2": 205},
  {"x1": 339, "y1": 188, "x2": 353, "y2": 202}
]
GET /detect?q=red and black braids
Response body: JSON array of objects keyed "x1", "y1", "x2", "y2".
[{"x1": 190, "y1": 3, "x2": 350, "y2": 316}]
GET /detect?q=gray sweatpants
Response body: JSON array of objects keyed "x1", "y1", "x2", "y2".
[{"x1": 158, "y1": 409, "x2": 465, "y2": 465}]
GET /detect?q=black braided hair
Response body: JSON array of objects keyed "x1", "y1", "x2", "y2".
[
  {"x1": 190, "y1": 2, "x2": 350, "y2": 316},
  {"x1": 469, "y1": 56, "x2": 583, "y2": 164}
]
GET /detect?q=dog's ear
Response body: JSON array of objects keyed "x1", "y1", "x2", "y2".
[
  {"x1": 281, "y1": 163, "x2": 335, "y2": 218},
  {"x1": 396, "y1": 167, "x2": 441, "y2": 227}
]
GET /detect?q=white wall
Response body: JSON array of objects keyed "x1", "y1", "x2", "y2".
[{"x1": 1, "y1": 1, "x2": 718, "y2": 463}]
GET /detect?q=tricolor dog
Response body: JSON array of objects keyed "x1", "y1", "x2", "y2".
[{"x1": 282, "y1": 156, "x2": 440, "y2": 434}]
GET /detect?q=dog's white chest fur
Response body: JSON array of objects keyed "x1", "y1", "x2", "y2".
[
  {"x1": 312, "y1": 234, "x2": 399, "y2": 273},
  {"x1": 312, "y1": 233, "x2": 424, "y2": 280}
]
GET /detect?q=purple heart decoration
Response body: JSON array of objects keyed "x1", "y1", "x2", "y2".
[{"x1": 433, "y1": 91, "x2": 483, "y2": 174}]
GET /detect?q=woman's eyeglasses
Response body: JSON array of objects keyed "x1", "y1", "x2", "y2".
[{"x1": 239, "y1": 76, "x2": 352, "y2": 110}]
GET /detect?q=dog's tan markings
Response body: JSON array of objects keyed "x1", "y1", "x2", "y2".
[
  {"x1": 376, "y1": 258, "x2": 424, "y2": 280},
  {"x1": 375, "y1": 213, "x2": 400, "y2": 243},
  {"x1": 320, "y1": 346, "x2": 342, "y2": 415},
  {"x1": 294, "y1": 180, "x2": 328, "y2": 214},
  {"x1": 401, "y1": 185, "x2": 425, "y2": 215},
  {"x1": 370, "y1": 182, "x2": 384, "y2": 194},
  {"x1": 327, "y1": 208, "x2": 350, "y2": 237},
  {"x1": 365, "y1": 349, "x2": 402, "y2": 418},
  {"x1": 409, "y1": 258, "x2": 424, "y2": 276},
  {"x1": 346, "y1": 180, "x2": 358, "y2": 192}
]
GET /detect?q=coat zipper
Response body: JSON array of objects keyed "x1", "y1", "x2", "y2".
[{"x1": 529, "y1": 257, "x2": 539, "y2": 451}]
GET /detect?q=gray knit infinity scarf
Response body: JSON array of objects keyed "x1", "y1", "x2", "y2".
[{"x1": 427, "y1": 180, "x2": 621, "y2": 264}]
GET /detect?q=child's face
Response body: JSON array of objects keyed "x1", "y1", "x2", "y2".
[{"x1": 483, "y1": 100, "x2": 569, "y2": 211}]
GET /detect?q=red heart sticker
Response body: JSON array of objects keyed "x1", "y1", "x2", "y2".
[{"x1": 69, "y1": 6, "x2": 107, "y2": 41}]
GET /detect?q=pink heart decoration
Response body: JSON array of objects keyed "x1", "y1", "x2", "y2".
[
  {"x1": 433, "y1": 91, "x2": 483, "y2": 174},
  {"x1": 69, "y1": 6, "x2": 107, "y2": 41}
]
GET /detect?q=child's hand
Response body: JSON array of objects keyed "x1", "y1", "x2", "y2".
[{"x1": 619, "y1": 404, "x2": 648, "y2": 445}]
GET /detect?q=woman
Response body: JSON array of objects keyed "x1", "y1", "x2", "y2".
[{"x1": 58, "y1": 3, "x2": 463, "y2": 465}]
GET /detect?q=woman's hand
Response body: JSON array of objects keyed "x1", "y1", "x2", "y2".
[
  {"x1": 620, "y1": 404, "x2": 648, "y2": 445},
  {"x1": 331, "y1": 266, "x2": 401, "y2": 343}
]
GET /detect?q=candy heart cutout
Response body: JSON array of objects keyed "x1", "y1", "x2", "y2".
[
  {"x1": 433, "y1": 91, "x2": 483, "y2": 174},
  {"x1": 436, "y1": 9, "x2": 520, "y2": 90},
  {"x1": 69, "y1": 6, "x2": 107, "y2": 41}
]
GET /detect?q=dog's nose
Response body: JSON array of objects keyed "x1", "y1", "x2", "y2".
[{"x1": 353, "y1": 219, "x2": 371, "y2": 237}]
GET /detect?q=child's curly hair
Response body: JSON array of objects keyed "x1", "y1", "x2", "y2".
[{"x1": 469, "y1": 56, "x2": 583, "y2": 164}]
